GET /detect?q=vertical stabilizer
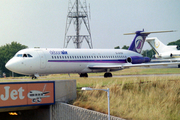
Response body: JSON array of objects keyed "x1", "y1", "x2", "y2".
[
  {"x1": 146, "y1": 37, "x2": 166, "y2": 54},
  {"x1": 126, "y1": 30, "x2": 149, "y2": 54}
]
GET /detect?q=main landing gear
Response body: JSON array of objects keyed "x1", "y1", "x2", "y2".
[
  {"x1": 104, "y1": 73, "x2": 112, "y2": 78},
  {"x1": 80, "y1": 73, "x2": 88, "y2": 77},
  {"x1": 178, "y1": 64, "x2": 180, "y2": 68},
  {"x1": 79, "y1": 73, "x2": 112, "y2": 78}
]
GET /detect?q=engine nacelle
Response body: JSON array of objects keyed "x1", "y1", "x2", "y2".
[{"x1": 126, "y1": 56, "x2": 151, "y2": 64}]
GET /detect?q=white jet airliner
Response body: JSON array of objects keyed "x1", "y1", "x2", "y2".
[
  {"x1": 146, "y1": 37, "x2": 180, "y2": 67},
  {"x1": 5, "y1": 30, "x2": 180, "y2": 79}
]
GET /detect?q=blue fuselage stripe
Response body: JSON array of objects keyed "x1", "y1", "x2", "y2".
[{"x1": 48, "y1": 59, "x2": 127, "y2": 63}]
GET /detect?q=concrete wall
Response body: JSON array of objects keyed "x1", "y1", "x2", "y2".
[
  {"x1": 54, "y1": 80, "x2": 76, "y2": 103},
  {"x1": 50, "y1": 102, "x2": 125, "y2": 120}
]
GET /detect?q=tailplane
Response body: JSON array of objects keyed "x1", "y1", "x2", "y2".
[{"x1": 124, "y1": 30, "x2": 174, "y2": 54}]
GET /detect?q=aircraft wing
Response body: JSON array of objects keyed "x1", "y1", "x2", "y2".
[
  {"x1": 122, "y1": 62, "x2": 180, "y2": 68},
  {"x1": 88, "y1": 65, "x2": 123, "y2": 70},
  {"x1": 88, "y1": 62, "x2": 180, "y2": 70}
]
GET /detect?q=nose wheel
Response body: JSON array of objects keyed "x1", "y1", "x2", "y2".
[
  {"x1": 31, "y1": 74, "x2": 39, "y2": 79},
  {"x1": 31, "y1": 75, "x2": 37, "y2": 79}
]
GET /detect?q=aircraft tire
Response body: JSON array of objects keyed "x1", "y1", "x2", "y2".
[
  {"x1": 32, "y1": 76, "x2": 37, "y2": 79},
  {"x1": 80, "y1": 73, "x2": 88, "y2": 77},
  {"x1": 178, "y1": 64, "x2": 180, "y2": 68},
  {"x1": 104, "y1": 73, "x2": 112, "y2": 78}
]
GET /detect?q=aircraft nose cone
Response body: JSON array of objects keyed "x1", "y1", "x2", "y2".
[{"x1": 5, "y1": 59, "x2": 16, "y2": 71}]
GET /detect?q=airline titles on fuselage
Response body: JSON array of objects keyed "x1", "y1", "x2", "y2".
[{"x1": 49, "y1": 50, "x2": 68, "y2": 55}]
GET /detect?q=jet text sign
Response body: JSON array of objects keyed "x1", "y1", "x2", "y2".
[{"x1": 0, "y1": 81, "x2": 55, "y2": 108}]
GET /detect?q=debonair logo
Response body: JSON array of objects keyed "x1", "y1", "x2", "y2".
[
  {"x1": 155, "y1": 41, "x2": 160, "y2": 48},
  {"x1": 135, "y1": 36, "x2": 143, "y2": 53},
  {"x1": 27, "y1": 84, "x2": 50, "y2": 103}
]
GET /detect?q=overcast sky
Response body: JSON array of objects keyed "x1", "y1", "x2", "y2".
[{"x1": 0, "y1": 0, "x2": 180, "y2": 50}]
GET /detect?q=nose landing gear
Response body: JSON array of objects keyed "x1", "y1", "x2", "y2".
[
  {"x1": 31, "y1": 74, "x2": 39, "y2": 79},
  {"x1": 32, "y1": 76, "x2": 37, "y2": 79}
]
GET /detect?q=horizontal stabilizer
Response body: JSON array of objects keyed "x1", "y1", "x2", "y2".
[{"x1": 124, "y1": 30, "x2": 175, "y2": 35}]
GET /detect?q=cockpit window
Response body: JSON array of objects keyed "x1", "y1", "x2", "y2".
[
  {"x1": 16, "y1": 54, "x2": 33, "y2": 58},
  {"x1": 17, "y1": 54, "x2": 23, "y2": 57},
  {"x1": 27, "y1": 54, "x2": 33, "y2": 57}
]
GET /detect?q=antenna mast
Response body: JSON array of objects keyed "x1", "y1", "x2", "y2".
[{"x1": 64, "y1": 0, "x2": 93, "y2": 49}]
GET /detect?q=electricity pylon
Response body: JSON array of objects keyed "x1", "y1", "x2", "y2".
[{"x1": 64, "y1": 0, "x2": 93, "y2": 49}]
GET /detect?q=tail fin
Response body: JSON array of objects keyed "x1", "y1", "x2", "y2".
[
  {"x1": 124, "y1": 30, "x2": 174, "y2": 54},
  {"x1": 146, "y1": 37, "x2": 178, "y2": 55},
  {"x1": 146, "y1": 37, "x2": 166, "y2": 54}
]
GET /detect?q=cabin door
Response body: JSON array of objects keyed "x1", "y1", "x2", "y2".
[{"x1": 37, "y1": 50, "x2": 46, "y2": 69}]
